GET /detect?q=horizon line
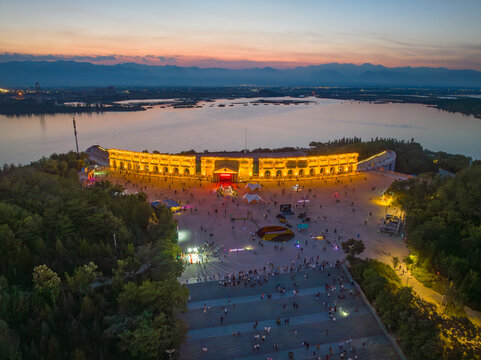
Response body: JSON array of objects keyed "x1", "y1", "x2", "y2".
[{"x1": 0, "y1": 53, "x2": 481, "y2": 72}]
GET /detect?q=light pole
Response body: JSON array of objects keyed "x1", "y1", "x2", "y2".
[{"x1": 165, "y1": 348, "x2": 175, "y2": 360}]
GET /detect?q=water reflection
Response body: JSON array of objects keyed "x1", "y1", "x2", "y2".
[{"x1": 0, "y1": 97, "x2": 480, "y2": 165}]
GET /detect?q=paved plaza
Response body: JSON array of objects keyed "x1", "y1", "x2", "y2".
[
  {"x1": 106, "y1": 171, "x2": 408, "y2": 359},
  {"x1": 107, "y1": 171, "x2": 407, "y2": 283},
  {"x1": 180, "y1": 267, "x2": 401, "y2": 359}
]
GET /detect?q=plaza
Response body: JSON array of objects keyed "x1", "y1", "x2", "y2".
[
  {"x1": 98, "y1": 146, "x2": 409, "y2": 359},
  {"x1": 104, "y1": 170, "x2": 407, "y2": 283}
]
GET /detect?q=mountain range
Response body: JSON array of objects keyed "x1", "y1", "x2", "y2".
[{"x1": 1, "y1": 61, "x2": 481, "y2": 88}]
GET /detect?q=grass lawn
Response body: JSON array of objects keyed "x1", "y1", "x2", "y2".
[{"x1": 409, "y1": 265, "x2": 447, "y2": 295}]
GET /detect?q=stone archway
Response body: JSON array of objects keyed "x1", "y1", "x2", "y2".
[
  {"x1": 276, "y1": 170, "x2": 282, "y2": 178},
  {"x1": 128, "y1": 163, "x2": 132, "y2": 171},
  {"x1": 264, "y1": 170, "x2": 271, "y2": 178},
  {"x1": 348, "y1": 165, "x2": 353, "y2": 172},
  {"x1": 135, "y1": 163, "x2": 141, "y2": 171},
  {"x1": 119, "y1": 162, "x2": 124, "y2": 170},
  {"x1": 163, "y1": 167, "x2": 169, "y2": 174},
  {"x1": 310, "y1": 168, "x2": 315, "y2": 176},
  {"x1": 287, "y1": 169, "x2": 293, "y2": 177},
  {"x1": 299, "y1": 169, "x2": 304, "y2": 177},
  {"x1": 173, "y1": 168, "x2": 179, "y2": 175},
  {"x1": 330, "y1": 167, "x2": 335, "y2": 174},
  {"x1": 112, "y1": 160, "x2": 117, "y2": 168},
  {"x1": 153, "y1": 166, "x2": 159, "y2": 173},
  {"x1": 144, "y1": 165, "x2": 149, "y2": 172},
  {"x1": 184, "y1": 168, "x2": 190, "y2": 175}
]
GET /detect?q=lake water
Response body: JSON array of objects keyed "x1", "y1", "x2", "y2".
[{"x1": 1, "y1": 97, "x2": 481, "y2": 165}]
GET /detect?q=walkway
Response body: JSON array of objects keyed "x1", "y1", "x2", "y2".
[{"x1": 180, "y1": 268, "x2": 401, "y2": 360}]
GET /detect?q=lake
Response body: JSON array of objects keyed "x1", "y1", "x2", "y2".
[{"x1": 1, "y1": 97, "x2": 481, "y2": 165}]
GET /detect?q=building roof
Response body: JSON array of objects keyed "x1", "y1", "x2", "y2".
[{"x1": 196, "y1": 151, "x2": 306, "y2": 161}]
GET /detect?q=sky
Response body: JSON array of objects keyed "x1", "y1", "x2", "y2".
[{"x1": 1, "y1": 0, "x2": 480, "y2": 70}]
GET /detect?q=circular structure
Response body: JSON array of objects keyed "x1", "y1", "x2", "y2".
[{"x1": 257, "y1": 226, "x2": 295, "y2": 242}]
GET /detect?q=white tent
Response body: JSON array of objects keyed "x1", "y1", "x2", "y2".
[
  {"x1": 245, "y1": 183, "x2": 262, "y2": 192},
  {"x1": 242, "y1": 193, "x2": 264, "y2": 204}
]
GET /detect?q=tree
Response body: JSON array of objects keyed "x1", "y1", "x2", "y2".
[
  {"x1": 117, "y1": 312, "x2": 171, "y2": 359},
  {"x1": 65, "y1": 262, "x2": 102, "y2": 295},
  {"x1": 0, "y1": 319, "x2": 21, "y2": 360},
  {"x1": 33, "y1": 264, "x2": 61, "y2": 301},
  {"x1": 341, "y1": 239, "x2": 366, "y2": 261},
  {"x1": 392, "y1": 256, "x2": 400, "y2": 269}
]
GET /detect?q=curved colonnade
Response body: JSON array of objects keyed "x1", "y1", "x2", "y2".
[{"x1": 104, "y1": 147, "x2": 359, "y2": 182}]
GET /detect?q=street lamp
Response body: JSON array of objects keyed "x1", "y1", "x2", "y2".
[{"x1": 165, "y1": 349, "x2": 175, "y2": 360}]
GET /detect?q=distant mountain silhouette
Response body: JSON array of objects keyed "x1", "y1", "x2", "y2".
[{"x1": 1, "y1": 61, "x2": 480, "y2": 87}]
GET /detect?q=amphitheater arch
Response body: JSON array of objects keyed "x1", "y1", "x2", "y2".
[
  {"x1": 330, "y1": 167, "x2": 335, "y2": 174},
  {"x1": 320, "y1": 167, "x2": 325, "y2": 174},
  {"x1": 163, "y1": 167, "x2": 168, "y2": 174},
  {"x1": 184, "y1": 168, "x2": 190, "y2": 175},
  {"x1": 119, "y1": 162, "x2": 124, "y2": 170},
  {"x1": 135, "y1": 163, "x2": 141, "y2": 171},
  {"x1": 276, "y1": 170, "x2": 282, "y2": 177},
  {"x1": 287, "y1": 169, "x2": 293, "y2": 176},
  {"x1": 310, "y1": 168, "x2": 315, "y2": 176},
  {"x1": 264, "y1": 170, "x2": 271, "y2": 178},
  {"x1": 128, "y1": 163, "x2": 132, "y2": 171},
  {"x1": 299, "y1": 169, "x2": 304, "y2": 176},
  {"x1": 173, "y1": 168, "x2": 179, "y2": 175},
  {"x1": 153, "y1": 166, "x2": 159, "y2": 173},
  {"x1": 348, "y1": 165, "x2": 353, "y2": 172},
  {"x1": 144, "y1": 165, "x2": 149, "y2": 172}
]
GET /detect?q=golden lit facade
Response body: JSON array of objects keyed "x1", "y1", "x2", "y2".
[
  {"x1": 105, "y1": 147, "x2": 358, "y2": 181},
  {"x1": 201, "y1": 156, "x2": 253, "y2": 182},
  {"x1": 259, "y1": 153, "x2": 358, "y2": 179},
  {"x1": 108, "y1": 149, "x2": 196, "y2": 176}
]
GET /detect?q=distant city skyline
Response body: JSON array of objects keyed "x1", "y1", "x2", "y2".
[{"x1": 1, "y1": 0, "x2": 480, "y2": 70}]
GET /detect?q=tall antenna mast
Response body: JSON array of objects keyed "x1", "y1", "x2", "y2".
[
  {"x1": 72, "y1": 116, "x2": 79, "y2": 154},
  {"x1": 245, "y1": 128, "x2": 247, "y2": 152}
]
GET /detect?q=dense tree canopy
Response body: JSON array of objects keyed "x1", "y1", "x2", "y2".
[
  {"x1": 388, "y1": 164, "x2": 481, "y2": 310},
  {"x1": 0, "y1": 152, "x2": 187, "y2": 359}
]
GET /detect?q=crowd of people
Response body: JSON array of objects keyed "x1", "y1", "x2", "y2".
[
  {"x1": 105, "y1": 170, "x2": 400, "y2": 359},
  {"x1": 194, "y1": 259, "x2": 366, "y2": 359}
]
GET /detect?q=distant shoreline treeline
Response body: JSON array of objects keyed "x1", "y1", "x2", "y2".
[
  {"x1": 0, "y1": 87, "x2": 480, "y2": 118},
  {"x1": 0, "y1": 99, "x2": 145, "y2": 115}
]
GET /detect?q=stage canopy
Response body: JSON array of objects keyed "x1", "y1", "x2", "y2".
[
  {"x1": 245, "y1": 183, "x2": 262, "y2": 192},
  {"x1": 242, "y1": 193, "x2": 264, "y2": 204}
]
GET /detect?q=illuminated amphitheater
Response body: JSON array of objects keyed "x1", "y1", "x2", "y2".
[{"x1": 86, "y1": 145, "x2": 359, "y2": 182}]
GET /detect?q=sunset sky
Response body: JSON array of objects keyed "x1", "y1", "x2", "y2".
[{"x1": 1, "y1": 0, "x2": 480, "y2": 69}]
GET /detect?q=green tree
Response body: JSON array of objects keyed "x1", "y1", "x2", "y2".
[
  {"x1": 341, "y1": 238, "x2": 366, "y2": 261},
  {"x1": 65, "y1": 262, "x2": 102, "y2": 295},
  {"x1": 33, "y1": 264, "x2": 61, "y2": 301}
]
